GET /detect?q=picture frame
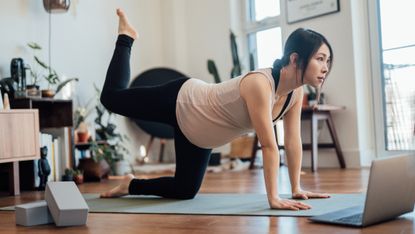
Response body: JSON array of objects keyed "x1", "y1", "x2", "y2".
[{"x1": 286, "y1": 0, "x2": 340, "y2": 24}]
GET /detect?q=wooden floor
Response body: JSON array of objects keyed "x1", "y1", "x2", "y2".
[{"x1": 0, "y1": 166, "x2": 413, "y2": 234}]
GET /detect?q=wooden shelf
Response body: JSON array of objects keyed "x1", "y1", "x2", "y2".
[
  {"x1": 2, "y1": 98, "x2": 75, "y2": 194},
  {"x1": 0, "y1": 109, "x2": 40, "y2": 195},
  {"x1": 11, "y1": 98, "x2": 73, "y2": 129}
]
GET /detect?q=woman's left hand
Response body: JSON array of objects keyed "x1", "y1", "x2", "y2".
[{"x1": 292, "y1": 190, "x2": 331, "y2": 200}]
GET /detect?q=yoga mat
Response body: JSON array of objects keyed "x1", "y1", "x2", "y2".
[{"x1": 0, "y1": 193, "x2": 365, "y2": 217}]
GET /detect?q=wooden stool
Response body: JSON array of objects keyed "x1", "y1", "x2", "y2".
[{"x1": 250, "y1": 105, "x2": 346, "y2": 172}]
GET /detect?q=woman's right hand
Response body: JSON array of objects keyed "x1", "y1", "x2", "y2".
[{"x1": 269, "y1": 197, "x2": 312, "y2": 210}]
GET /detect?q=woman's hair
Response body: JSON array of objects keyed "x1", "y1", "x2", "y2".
[{"x1": 272, "y1": 28, "x2": 333, "y2": 103}]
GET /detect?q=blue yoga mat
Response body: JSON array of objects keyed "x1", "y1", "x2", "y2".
[{"x1": 0, "y1": 193, "x2": 365, "y2": 217}]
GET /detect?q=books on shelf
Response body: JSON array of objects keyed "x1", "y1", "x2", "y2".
[{"x1": 34, "y1": 133, "x2": 64, "y2": 186}]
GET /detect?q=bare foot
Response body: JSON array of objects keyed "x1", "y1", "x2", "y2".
[
  {"x1": 116, "y1": 8, "x2": 138, "y2": 39},
  {"x1": 100, "y1": 174, "x2": 135, "y2": 198}
]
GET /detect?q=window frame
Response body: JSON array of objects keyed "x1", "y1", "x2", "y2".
[
  {"x1": 367, "y1": 0, "x2": 415, "y2": 156},
  {"x1": 243, "y1": 0, "x2": 283, "y2": 69}
]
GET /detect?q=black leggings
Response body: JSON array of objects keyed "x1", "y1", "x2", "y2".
[{"x1": 101, "y1": 35, "x2": 212, "y2": 199}]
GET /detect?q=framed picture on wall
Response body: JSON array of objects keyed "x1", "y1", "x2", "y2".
[{"x1": 286, "y1": 0, "x2": 340, "y2": 24}]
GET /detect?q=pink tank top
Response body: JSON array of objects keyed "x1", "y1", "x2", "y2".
[{"x1": 176, "y1": 68, "x2": 280, "y2": 149}]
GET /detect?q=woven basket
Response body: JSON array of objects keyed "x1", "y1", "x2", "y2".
[{"x1": 229, "y1": 135, "x2": 255, "y2": 159}]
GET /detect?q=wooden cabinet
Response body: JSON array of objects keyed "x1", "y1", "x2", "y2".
[
  {"x1": 11, "y1": 98, "x2": 72, "y2": 129},
  {"x1": 9, "y1": 98, "x2": 74, "y2": 192},
  {"x1": 0, "y1": 109, "x2": 40, "y2": 195}
]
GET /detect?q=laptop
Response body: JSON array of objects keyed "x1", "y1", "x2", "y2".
[{"x1": 309, "y1": 154, "x2": 415, "y2": 227}]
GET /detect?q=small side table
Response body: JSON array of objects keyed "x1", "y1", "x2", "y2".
[
  {"x1": 249, "y1": 104, "x2": 346, "y2": 172},
  {"x1": 301, "y1": 105, "x2": 346, "y2": 172}
]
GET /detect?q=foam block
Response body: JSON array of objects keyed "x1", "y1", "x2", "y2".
[
  {"x1": 45, "y1": 181, "x2": 89, "y2": 226},
  {"x1": 15, "y1": 200, "x2": 54, "y2": 226}
]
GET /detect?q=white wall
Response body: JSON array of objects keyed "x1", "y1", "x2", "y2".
[
  {"x1": 0, "y1": 0, "x2": 376, "y2": 167},
  {"x1": 0, "y1": 0, "x2": 166, "y2": 163},
  {"x1": 274, "y1": 0, "x2": 375, "y2": 168}
]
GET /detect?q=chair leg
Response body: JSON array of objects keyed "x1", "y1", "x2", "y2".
[
  {"x1": 311, "y1": 115, "x2": 318, "y2": 172},
  {"x1": 326, "y1": 114, "x2": 346, "y2": 168},
  {"x1": 159, "y1": 139, "x2": 166, "y2": 163},
  {"x1": 144, "y1": 136, "x2": 155, "y2": 162},
  {"x1": 249, "y1": 135, "x2": 259, "y2": 169}
]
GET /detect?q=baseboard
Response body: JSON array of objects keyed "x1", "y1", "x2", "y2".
[{"x1": 301, "y1": 149, "x2": 363, "y2": 169}]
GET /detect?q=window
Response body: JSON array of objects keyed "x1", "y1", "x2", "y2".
[
  {"x1": 245, "y1": 0, "x2": 283, "y2": 69},
  {"x1": 244, "y1": 0, "x2": 285, "y2": 146},
  {"x1": 369, "y1": 0, "x2": 415, "y2": 152}
]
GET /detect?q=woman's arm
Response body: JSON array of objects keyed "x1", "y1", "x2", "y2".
[
  {"x1": 283, "y1": 88, "x2": 330, "y2": 199},
  {"x1": 240, "y1": 74, "x2": 310, "y2": 210},
  {"x1": 282, "y1": 88, "x2": 304, "y2": 193}
]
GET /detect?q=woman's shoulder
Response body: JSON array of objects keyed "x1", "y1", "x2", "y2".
[
  {"x1": 245, "y1": 68, "x2": 273, "y2": 79},
  {"x1": 239, "y1": 68, "x2": 273, "y2": 86},
  {"x1": 239, "y1": 69, "x2": 275, "y2": 100}
]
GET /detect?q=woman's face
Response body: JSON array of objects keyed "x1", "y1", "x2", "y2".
[{"x1": 303, "y1": 43, "x2": 331, "y2": 88}]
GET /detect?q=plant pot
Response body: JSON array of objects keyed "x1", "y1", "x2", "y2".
[
  {"x1": 62, "y1": 175, "x2": 73, "y2": 181},
  {"x1": 26, "y1": 84, "x2": 41, "y2": 97},
  {"x1": 73, "y1": 175, "x2": 84, "y2": 184},
  {"x1": 41, "y1": 89, "x2": 55, "y2": 98},
  {"x1": 77, "y1": 158, "x2": 110, "y2": 182},
  {"x1": 77, "y1": 131, "x2": 90, "y2": 143},
  {"x1": 302, "y1": 93, "x2": 309, "y2": 107},
  {"x1": 114, "y1": 160, "x2": 131, "y2": 176}
]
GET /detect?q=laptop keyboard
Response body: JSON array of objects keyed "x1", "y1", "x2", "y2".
[{"x1": 335, "y1": 213, "x2": 363, "y2": 224}]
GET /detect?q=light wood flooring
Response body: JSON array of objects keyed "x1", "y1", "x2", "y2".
[{"x1": 0, "y1": 166, "x2": 413, "y2": 234}]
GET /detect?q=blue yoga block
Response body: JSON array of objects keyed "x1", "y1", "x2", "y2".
[
  {"x1": 15, "y1": 200, "x2": 54, "y2": 226},
  {"x1": 45, "y1": 181, "x2": 89, "y2": 226}
]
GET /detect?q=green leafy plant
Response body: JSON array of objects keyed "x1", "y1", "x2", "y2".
[
  {"x1": 64, "y1": 168, "x2": 74, "y2": 176},
  {"x1": 73, "y1": 96, "x2": 95, "y2": 129},
  {"x1": 207, "y1": 60, "x2": 221, "y2": 84},
  {"x1": 230, "y1": 30, "x2": 242, "y2": 78},
  {"x1": 306, "y1": 85, "x2": 317, "y2": 101},
  {"x1": 207, "y1": 30, "x2": 242, "y2": 83},
  {"x1": 27, "y1": 42, "x2": 78, "y2": 94}
]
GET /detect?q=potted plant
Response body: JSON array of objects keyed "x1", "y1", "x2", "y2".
[
  {"x1": 306, "y1": 85, "x2": 325, "y2": 106},
  {"x1": 92, "y1": 84, "x2": 130, "y2": 175},
  {"x1": 73, "y1": 96, "x2": 94, "y2": 144},
  {"x1": 26, "y1": 42, "x2": 79, "y2": 98},
  {"x1": 207, "y1": 30, "x2": 242, "y2": 84},
  {"x1": 307, "y1": 85, "x2": 320, "y2": 106},
  {"x1": 73, "y1": 169, "x2": 84, "y2": 184},
  {"x1": 62, "y1": 168, "x2": 74, "y2": 181},
  {"x1": 76, "y1": 84, "x2": 130, "y2": 178}
]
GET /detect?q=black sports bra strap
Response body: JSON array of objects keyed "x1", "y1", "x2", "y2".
[{"x1": 273, "y1": 91, "x2": 293, "y2": 122}]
